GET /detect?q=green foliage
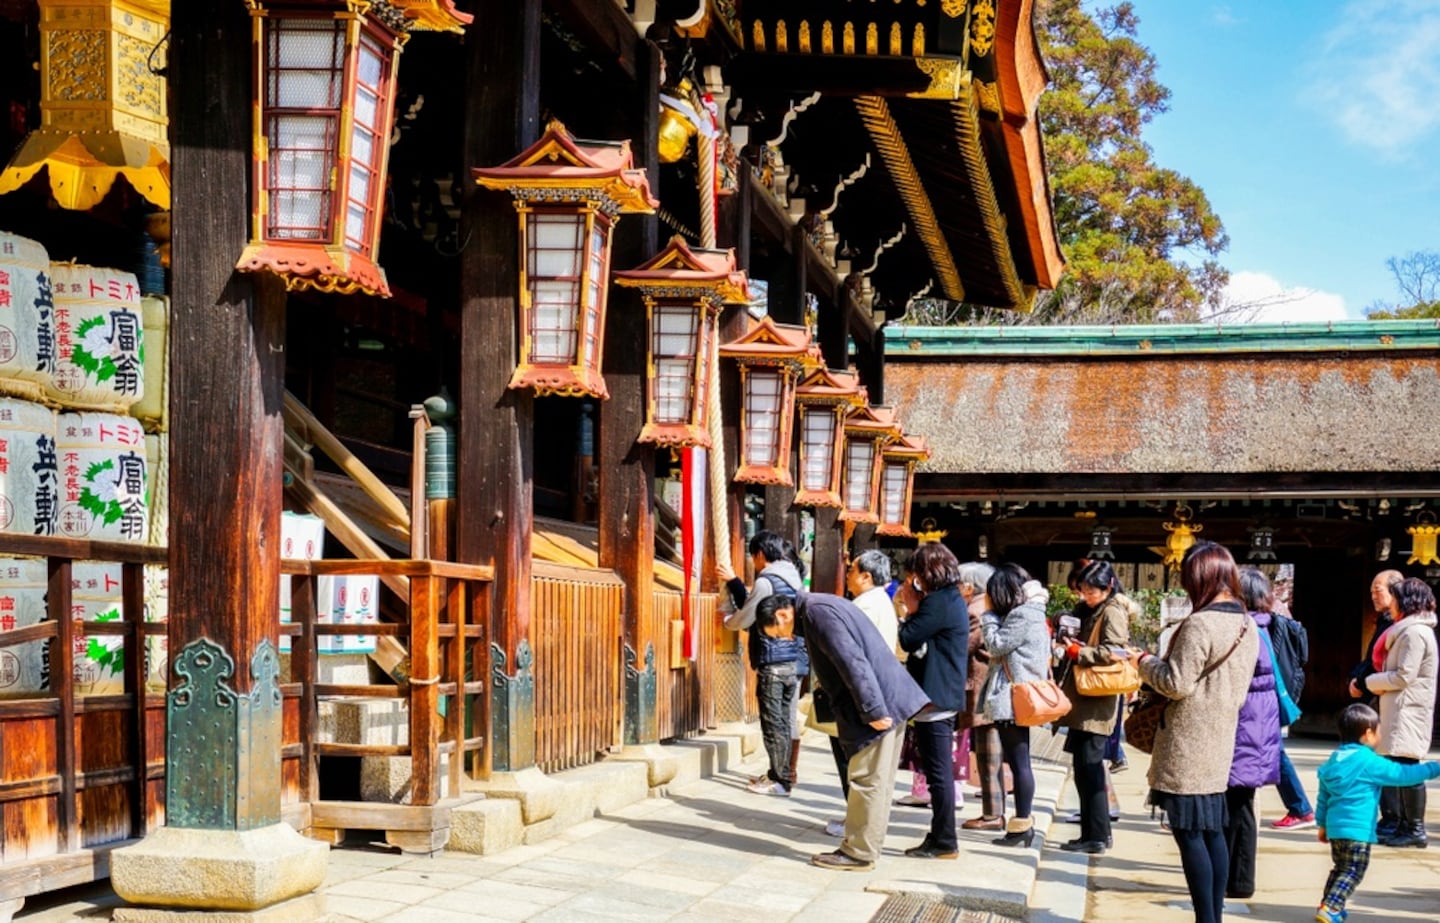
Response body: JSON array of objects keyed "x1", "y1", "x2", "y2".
[
  {"x1": 1031, "y1": 0, "x2": 1229, "y2": 323},
  {"x1": 1045, "y1": 584, "x2": 1078, "y2": 619},
  {"x1": 1044, "y1": 583, "x2": 1183, "y2": 653}
]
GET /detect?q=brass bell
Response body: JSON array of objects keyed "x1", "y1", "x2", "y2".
[{"x1": 658, "y1": 79, "x2": 699, "y2": 164}]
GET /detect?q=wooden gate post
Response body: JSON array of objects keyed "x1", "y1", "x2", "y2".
[
  {"x1": 110, "y1": 1, "x2": 327, "y2": 912},
  {"x1": 600, "y1": 38, "x2": 661, "y2": 749},
  {"x1": 457, "y1": 0, "x2": 542, "y2": 775}
]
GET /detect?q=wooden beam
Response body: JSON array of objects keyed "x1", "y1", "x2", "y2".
[
  {"x1": 546, "y1": 0, "x2": 638, "y2": 80},
  {"x1": 457, "y1": 0, "x2": 541, "y2": 774}
]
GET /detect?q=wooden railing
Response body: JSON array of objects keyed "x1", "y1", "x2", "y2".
[
  {"x1": 279, "y1": 558, "x2": 492, "y2": 807},
  {"x1": 0, "y1": 535, "x2": 167, "y2": 906},
  {"x1": 531, "y1": 561, "x2": 624, "y2": 774},
  {"x1": 653, "y1": 589, "x2": 718, "y2": 740}
]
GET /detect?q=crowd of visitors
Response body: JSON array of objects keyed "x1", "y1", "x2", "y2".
[{"x1": 722, "y1": 539, "x2": 1438, "y2": 923}]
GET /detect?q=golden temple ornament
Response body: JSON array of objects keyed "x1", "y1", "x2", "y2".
[
  {"x1": 1407, "y1": 511, "x2": 1440, "y2": 566},
  {"x1": 1157, "y1": 503, "x2": 1203, "y2": 572},
  {"x1": 913, "y1": 518, "x2": 948, "y2": 545}
]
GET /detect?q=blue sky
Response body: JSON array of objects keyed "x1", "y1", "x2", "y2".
[{"x1": 1124, "y1": 1, "x2": 1440, "y2": 321}]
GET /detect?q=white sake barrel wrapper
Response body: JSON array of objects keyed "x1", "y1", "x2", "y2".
[
  {"x1": 56, "y1": 413, "x2": 148, "y2": 543},
  {"x1": 133, "y1": 295, "x2": 168, "y2": 432},
  {"x1": 143, "y1": 563, "x2": 167, "y2": 692},
  {"x1": 0, "y1": 398, "x2": 58, "y2": 536},
  {"x1": 0, "y1": 557, "x2": 51, "y2": 697},
  {"x1": 44, "y1": 264, "x2": 144, "y2": 413},
  {"x1": 0, "y1": 232, "x2": 56, "y2": 401},
  {"x1": 278, "y1": 512, "x2": 325, "y2": 654},
  {"x1": 72, "y1": 561, "x2": 124, "y2": 697}
]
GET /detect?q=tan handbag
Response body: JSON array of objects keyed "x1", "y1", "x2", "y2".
[
  {"x1": 1073, "y1": 607, "x2": 1141, "y2": 696},
  {"x1": 1003, "y1": 657, "x2": 1072, "y2": 727}
]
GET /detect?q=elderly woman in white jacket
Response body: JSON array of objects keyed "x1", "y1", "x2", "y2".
[
  {"x1": 978, "y1": 563, "x2": 1053, "y2": 849},
  {"x1": 1363, "y1": 576, "x2": 1439, "y2": 848}
]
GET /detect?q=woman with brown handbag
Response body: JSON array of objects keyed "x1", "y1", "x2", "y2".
[
  {"x1": 1055, "y1": 559, "x2": 1132, "y2": 854},
  {"x1": 1125, "y1": 542, "x2": 1259, "y2": 923}
]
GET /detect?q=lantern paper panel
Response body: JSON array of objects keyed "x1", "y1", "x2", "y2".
[
  {"x1": 474, "y1": 121, "x2": 657, "y2": 399},
  {"x1": 614, "y1": 237, "x2": 750, "y2": 449},
  {"x1": 0, "y1": 0, "x2": 171, "y2": 211},
  {"x1": 719, "y1": 318, "x2": 814, "y2": 486},
  {"x1": 874, "y1": 434, "x2": 929, "y2": 538},
  {"x1": 792, "y1": 367, "x2": 862, "y2": 509}
]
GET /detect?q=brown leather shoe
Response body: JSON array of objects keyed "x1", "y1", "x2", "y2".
[
  {"x1": 961, "y1": 815, "x2": 1004, "y2": 831},
  {"x1": 810, "y1": 849, "x2": 875, "y2": 871}
]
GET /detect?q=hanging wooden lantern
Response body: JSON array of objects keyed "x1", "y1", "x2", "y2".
[
  {"x1": 614, "y1": 237, "x2": 750, "y2": 448},
  {"x1": 474, "y1": 121, "x2": 657, "y2": 399},
  {"x1": 717, "y1": 318, "x2": 813, "y2": 485},
  {"x1": 236, "y1": 0, "x2": 471, "y2": 298},
  {"x1": 0, "y1": 0, "x2": 171, "y2": 210},
  {"x1": 875, "y1": 434, "x2": 928, "y2": 537},
  {"x1": 838, "y1": 404, "x2": 899, "y2": 523},
  {"x1": 792, "y1": 367, "x2": 862, "y2": 508}
]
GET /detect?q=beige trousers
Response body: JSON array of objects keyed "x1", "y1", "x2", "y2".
[{"x1": 841, "y1": 725, "x2": 904, "y2": 862}]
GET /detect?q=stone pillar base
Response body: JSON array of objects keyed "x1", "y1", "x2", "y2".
[
  {"x1": 0, "y1": 897, "x2": 22, "y2": 923},
  {"x1": 111, "y1": 893, "x2": 326, "y2": 923},
  {"x1": 464, "y1": 766, "x2": 562, "y2": 824},
  {"x1": 610, "y1": 743, "x2": 679, "y2": 788},
  {"x1": 111, "y1": 824, "x2": 328, "y2": 913}
]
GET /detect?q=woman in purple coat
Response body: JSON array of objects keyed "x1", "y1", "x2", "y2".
[{"x1": 1227, "y1": 568, "x2": 1283, "y2": 900}]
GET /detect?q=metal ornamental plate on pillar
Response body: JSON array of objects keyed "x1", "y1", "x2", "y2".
[
  {"x1": 490, "y1": 639, "x2": 536, "y2": 772},
  {"x1": 166, "y1": 638, "x2": 281, "y2": 830},
  {"x1": 624, "y1": 642, "x2": 657, "y2": 746}
]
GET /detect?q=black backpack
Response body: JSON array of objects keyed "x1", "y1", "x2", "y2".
[{"x1": 1268, "y1": 615, "x2": 1309, "y2": 704}]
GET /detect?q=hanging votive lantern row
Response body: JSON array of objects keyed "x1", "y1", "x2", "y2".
[
  {"x1": 838, "y1": 404, "x2": 900, "y2": 524},
  {"x1": 792, "y1": 367, "x2": 863, "y2": 508},
  {"x1": 474, "y1": 121, "x2": 657, "y2": 399},
  {"x1": 718, "y1": 319, "x2": 815, "y2": 485},
  {"x1": 875, "y1": 434, "x2": 928, "y2": 537},
  {"x1": 614, "y1": 237, "x2": 750, "y2": 449},
  {"x1": 237, "y1": 0, "x2": 472, "y2": 298}
]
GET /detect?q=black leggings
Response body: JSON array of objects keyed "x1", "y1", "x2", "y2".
[
  {"x1": 996, "y1": 721, "x2": 1035, "y2": 819},
  {"x1": 1173, "y1": 827, "x2": 1228, "y2": 923}
]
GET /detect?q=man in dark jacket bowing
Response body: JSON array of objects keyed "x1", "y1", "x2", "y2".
[{"x1": 754, "y1": 592, "x2": 929, "y2": 871}]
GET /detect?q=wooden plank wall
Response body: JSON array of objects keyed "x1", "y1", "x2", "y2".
[
  {"x1": 531, "y1": 565, "x2": 624, "y2": 773},
  {"x1": 652, "y1": 591, "x2": 718, "y2": 741}
]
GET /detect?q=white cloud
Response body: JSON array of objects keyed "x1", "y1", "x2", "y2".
[
  {"x1": 1212, "y1": 271, "x2": 1354, "y2": 324},
  {"x1": 1310, "y1": 1, "x2": 1440, "y2": 155},
  {"x1": 1211, "y1": 6, "x2": 1242, "y2": 27}
]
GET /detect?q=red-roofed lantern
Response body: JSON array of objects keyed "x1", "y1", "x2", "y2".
[
  {"x1": 875, "y1": 434, "x2": 929, "y2": 537},
  {"x1": 237, "y1": 1, "x2": 472, "y2": 297},
  {"x1": 838, "y1": 404, "x2": 900, "y2": 523},
  {"x1": 473, "y1": 121, "x2": 657, "y2": 398},
  {"x1": 614, "y1": 237, "x2": 750, "y2": 448},
  {"x1": 792, "y1": 368, "x2": 863, "y2": 508},
  {"x1": 718, "y1": 319, "x2": 814, "y2": 485}
]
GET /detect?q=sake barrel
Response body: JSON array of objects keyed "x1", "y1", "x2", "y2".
[
  {"x1": 0, "y1": 231, "x2": 56, "y2": 401},
  {"x1": 279, "y1": 512, "x2": 325, "y2": 653},
  {"x1": 72, "y1": 561, "x2": 124, "y2": 696},
  {"x1": 0, "y1": 557, "x2": 51, "y2": 696},
  {"x1": 143, "y1": 564, "x2": 167, "y2": 693},
  {"x1": 0, "y1": 398, "x2": 58, "y2": 536},
  {"x1": 132, "y1": 295, "x2": 168, "y2": 431},
  {"x1": 56, "y1": 413, "x2": 148, "y2": 542},
  {"x1": 44, "y1": 264, "x2": 144, "y2": 412}
]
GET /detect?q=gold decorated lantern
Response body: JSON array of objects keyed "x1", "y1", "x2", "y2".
[
  {"x1": 236, "y1": 0, "x2": 472, "y2": 297},
  {"x1": 838, "y1": 404, "x2": 900, "y2": 524},
  {"x1": 614, "y1": 237, "x2": 750, "y2": 448},
  {"x1": 875, "y1": 434, "x2": 929, "y2": 537},
  {"x1": 474, "y1": 121, "x2": 657, "y2": 399},
  {"x1": 717, "y1": 318, "x2": 814, "y2": 485},
  {"x1": 792, "y1": 367, "x2": 863, "y2": 508},
  {"x1": 0, "y1": 0, "x2": 171, "y2": 210},
  {"x1": 1407, "y1": 511, "x2": 1440, "y2": 566}
]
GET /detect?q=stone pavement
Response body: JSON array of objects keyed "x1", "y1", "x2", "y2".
[
  {"x1": 17, "y1": 728, "x2": 1071, "y2": 922},
  {"x1": 1079, "y1": 737, "x2": 1440, "y2": 922}
]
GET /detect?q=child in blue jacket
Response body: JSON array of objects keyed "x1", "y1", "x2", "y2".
[{"x1": 1314, "y1": 703, "x2": 1440, "y2": 922}]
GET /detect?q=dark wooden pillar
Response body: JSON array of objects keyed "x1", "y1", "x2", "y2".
[
  {"x1": 762, "y1": 224, "x2": 806, "y2": 548},
  {"x1": 164, "y1": 0, "x2": 285, "y2": 833},
  {"x1": 717, "y1": 175, "x2": 753, "y2": 580},
  {"x1": 599, "y1": 38, "x2": 661, "y2": 747},
  {"x1": 809, "y1": 293, "x2": 849, "y2": 594},
  {"x1": 458, "y1": 0, "x2": 541, "y2": 773},
  {"x1": 857, "y1": 326, "x2": 886, "y2": 405}
]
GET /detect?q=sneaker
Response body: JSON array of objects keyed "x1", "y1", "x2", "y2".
[
  {"x1": 745, "y1": 779, "x2": 791, "y2": 796},
  {"x1": 893, "y1": 793, "x2": 931, "y2": 807},
  {"x1": 824, "y1": 819, "x2": 846, "y2": 837},
  {"x1": 1109, "y1": 759, "x2": 1129, "y2": 774},
  {"x1": 1058, "y1": 811, "x2": 1082, "y2": 824},
  {"x1": 1314, "y1": 906, "x2": 1346, "y2": 923},
  {"x1": 1272, "y1": 811, "x2": 1316, "y2": 830},
  {"x1": 810, "y1": 849, "x2": 874, "y2": 871}
]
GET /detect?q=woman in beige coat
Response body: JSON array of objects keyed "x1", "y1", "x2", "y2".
[
  {"x1": 1128, "y1": 543, "x2": 1258, "y2": 923},
  {"x1": 1363, "y1": 576, "x2": 1439, "y2": 848}
]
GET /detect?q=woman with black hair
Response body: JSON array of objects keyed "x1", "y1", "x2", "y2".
[
  {"x1": 977, "y1": 563, "x2": 1052, "y2": 848},
  {"x1": 1055, "y1": 559, "x2": 1133, "y2": 854}
]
